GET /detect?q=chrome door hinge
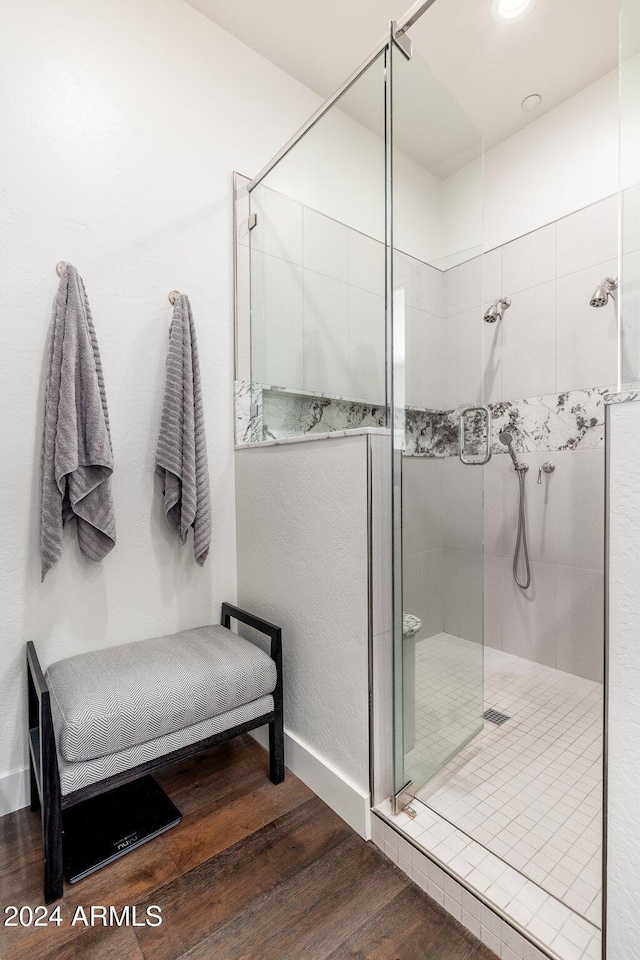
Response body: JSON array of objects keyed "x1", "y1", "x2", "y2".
[
  {"x1": 248, "y1": 213, "x2": 257, "y2": 230},
  {"x1": 391, "y1": 21, "x2": 413, "y2": 60},
  {"x1": 392, "y1": 780, "x2": 415, "y2": 815}
]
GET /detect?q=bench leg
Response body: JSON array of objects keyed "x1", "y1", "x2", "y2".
[
  {"x1": 29, "y1": 751, "x2": 40, "y2": 813},
  {"x1": 269, "y1": 716, "x2": 285, "y2": 785},
  {"x1": 43, "y1": 796, "x2": 64, "y2": 904}
]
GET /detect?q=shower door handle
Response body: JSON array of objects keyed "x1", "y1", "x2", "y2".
[{"x1": 459, "y1": 405, "x2": 492, "y2": 465}]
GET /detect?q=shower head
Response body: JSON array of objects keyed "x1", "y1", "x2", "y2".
[
  {"x1": 590, "y1": 276, "x2": 618, "y2": 308},
  {"x1": 483, "y1": 297, "x2": 511, "y2": 323},
  {"x1": 499, "y1": 430, "x2": 522, "y2": 470}
]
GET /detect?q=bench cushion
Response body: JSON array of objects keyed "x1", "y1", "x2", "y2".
[
  {"x1": 55, "y1": 695, "x2": 274, "y2": 796},
  {"x1": 46, "y1": 625, "x2": 277, "y2": 763}
]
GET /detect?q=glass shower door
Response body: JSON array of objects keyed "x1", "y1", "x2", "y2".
[{"x1": 389, "y1": 38, "x2": 485, "y2": 809}]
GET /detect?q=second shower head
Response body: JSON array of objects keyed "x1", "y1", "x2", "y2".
[
  {"x1": 590, "y1": 276, "x2": 618, "y2": 308},
  {"x1": 483, "y1": 297, "x2": 511, "y2": 323}
]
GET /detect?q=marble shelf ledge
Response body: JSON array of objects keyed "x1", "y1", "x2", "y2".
[
  {"x1": 235, "y1": 426, "x2": 391, "y2": 451},
  {"x1": 603, "y1": 389, "x2": 640, "y2": 405},
  {"x1": 256, "y1": 382, "x2": 448, "y2": 416}
]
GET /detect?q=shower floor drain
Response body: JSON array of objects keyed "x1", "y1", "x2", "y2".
[{"x1": 484, "y1": 709, "x2": 511, "y2": 725}]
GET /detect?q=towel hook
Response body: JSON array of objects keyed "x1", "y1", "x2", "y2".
[
  {"x1": 168, "y1": 290, "x2": 180, "y2": 305},
  {"x1": 56, "y1": 261, "x2": 67, "y2": 277}
]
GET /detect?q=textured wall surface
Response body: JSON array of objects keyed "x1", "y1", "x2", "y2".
[
  {"x1": 0, "y1": 0, "x2": 320, "y2": 787},
  {"x1": 235, "y1": 436, "x2": 370, "y2": 792},
  {"x1": 607, "y1": 400, "x2": 640, "y2": 959}
]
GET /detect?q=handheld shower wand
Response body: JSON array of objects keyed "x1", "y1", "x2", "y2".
[
  {"x1": 499, "y1": 431, "x2": 531, "y2": 590},
  {"x1": 499, "y1": 431, "x2": 522, "y2": 470}
]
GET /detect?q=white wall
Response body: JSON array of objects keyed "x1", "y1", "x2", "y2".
[
  {"x1": 265, "y1": 103, "x2": 452, "y2": 267},
  {"x1": 606, "y1": 398, "x2": 640, "y2": 959},
  {"x1": 481, "y1": 71, "x2": 619, "y2": 252},
  {"x1": 0, "y1": 0, "x2": 321, "y2": 813},
  {"x1": 235, "y1": 435, "x2": 371, "y2": 831}
]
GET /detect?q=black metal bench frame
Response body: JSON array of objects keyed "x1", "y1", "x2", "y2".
[{"x1": 27, "y1": 602, "x2": 284, "y2": 903}]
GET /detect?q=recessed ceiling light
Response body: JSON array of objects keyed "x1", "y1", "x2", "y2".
[
  {"x1": 521, "y1": 93, "x2": 542, "y2": 111},
  {"x1": 491, "y1": 0, "x2": 538, "y2": 25}
]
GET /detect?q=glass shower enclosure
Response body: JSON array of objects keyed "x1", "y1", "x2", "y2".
[
  {"x1": 244, "y1": 21, "x2": 485, "y2": 813},
  {"x1": 388, "y1": 38, "x2": 484, "y2": 810}
]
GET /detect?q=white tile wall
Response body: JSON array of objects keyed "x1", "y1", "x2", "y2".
[
  {"x1": 349, "y1": 229, "x2": 385, "y2": 298},
  {"x1": 405, "y1": 306, "x2": 424, "y2": 408},
  {"x1": 251, "y1": 250, "x2": 304, "y2": 388},
  {"x1": 423, "y1": 262, "x2": 444, "y2": 316},
  {"x1": 555, "y1": 260, "x2": 618, "y2": 394},
  {"x1": 421, "y1": 312, "x2": 447, "y2": 409},
  {"x1": 303, "y1": 206, "x2": 349, "y2": 282},
  {"x1": 348, "y1": 285, "x2": 385, "y2": 402},
  {"x1": 502, "y1": 222, "x2": 556, "y2": 295},
  {"x1": 477, "y1": 196, "x2": 619, "y2": 405},
  {"x1": 303, "y1": 270, "x2": 350, "y2": 396},
  {"x1": 402, "y1": 458, "x2": 446, "y2": 642},
  {"x1": 501, "y1": 281, "x2": 557, "y2": 400},
  {"x1": 556, "y1": 195, "x2": 618, "y2": 278},
  {"x1": 251, "y1": 183, "x2": 303, "y2": 265},
  {"x1": 483, "y1": 448, "x2": 605, "y2": 683},
  {"x1": 395, "y1": 249, "x2": 424, "y2": 311},
  {"x1": 250, "y1": 184, "x2": 390, "y2": 403}
]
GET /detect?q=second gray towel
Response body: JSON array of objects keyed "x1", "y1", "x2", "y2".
[
  {"x1": 156, "y1": 294, "x2": 211, "y2": 565},
  {"x1": 40, "y1": 264, "x2": 116, "y2": 580}
]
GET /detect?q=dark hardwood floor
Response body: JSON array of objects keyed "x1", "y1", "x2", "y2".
[{"x1": 0, "y1": 736, "x2": 498, "y2": 960}]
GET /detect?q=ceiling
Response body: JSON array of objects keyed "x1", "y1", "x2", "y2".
[{"x1": 185, "y1": 0, "x2": 618, "y2": 172}]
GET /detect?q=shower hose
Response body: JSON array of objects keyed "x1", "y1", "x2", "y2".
[{"x1": 513, "y1": 467, "x2": 531, "y2": 589}]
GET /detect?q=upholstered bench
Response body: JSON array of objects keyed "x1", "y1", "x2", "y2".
[{"x1": 27, "y1": 603, "x2": 284, "y2": 903}]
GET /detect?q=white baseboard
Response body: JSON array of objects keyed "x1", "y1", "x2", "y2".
[
  {"x1": 251, "y1": 726, "x2": 371, "y2": 840},
  {"x1": 0, "y1": 767, "x2": 28, "y2": 817},
  {"x1": 0, "y1": 736, "x2": 374, "y2": 843}
]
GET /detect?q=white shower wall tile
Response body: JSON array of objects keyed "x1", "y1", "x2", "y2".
[
  {"x1": 421, "y1": 312, "x2": 447, "y2": 409},
  {"x1": 502, "y1": 222, "x2": 556, "y2": 296},
  {"x1": 251, "y1": 250, "x2": 304, "y2": 388},
  {"x1": 554, "y1": 566, "x2": 605, "y2": 682},
  {"x1": 458, "y1": 306, "x2": 485, "y2": 406},
  {"x1": 303, "y1": 270, "x2": 350, "y2": 396},
  {"x1": 250, "y1": 182, "x2": 303, "y2": 265},
  {"x1": 556, "y1": 196, "x2": 618, "y2": 279},
  {"x1": 555, "y1": 260, "x2": 619, "y2": 395},
  {"x1": 483, "y1": 301, "x2": 503, "y2": 404},
  {"x1": 457, "y1": 254, "x2": 483, "y2": 311},
  {"x1": 303, "y1": 206, "x2": 349, "y2": 282},
  {"x1": 405, "y1": 306, "x2": 424, "y2": 408},
  {"x1": 484, "y1": 554, "x2": 504, "y2": 653},
  {"x1": 395, "y1": 250, "x2": 423, "y2": 311},
  {"x1": 348, "y1": 228, "x2": 385, "y2": 297},
  {"x1": 348, "y1": 285, "x2": 385, "y2": 403},
  {"x1": 484, "y1": 247, "x2": 503, "y2": 304},
  {"x1": 501, "y1": 559, "x2": 558, "y2": 668},
  {"x1": 422, "y1": 262, "x2": 444, "y2": 317},
  {"x1": 553, "y1": 448, "x2": 605, "y2": 570},
  {"x1": 501, "y1": 281, "x2": 557, "y2": 401},
  {"x1": 485, "y1": 559, "x2": 604, "y2": 683}
]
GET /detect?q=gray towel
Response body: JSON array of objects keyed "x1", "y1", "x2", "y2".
[
  {"x1": 156, "y1": 294, "x2": 211, "y2": 565},
  {"x1": 40, "y1": 264, "x2": 116, "y2": 580}
]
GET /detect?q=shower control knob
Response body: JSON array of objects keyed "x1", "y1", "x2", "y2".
[{"x1": 537, "y1": 461, "x2": 555, "y2": 483}]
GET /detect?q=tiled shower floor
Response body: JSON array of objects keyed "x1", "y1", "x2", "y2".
[
  {"x1": 415, "y1": 640, "x2": 603, "y2": 924},
  {"x1": 383, "y1": 634, "x2": 603, "y2": 959}
]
